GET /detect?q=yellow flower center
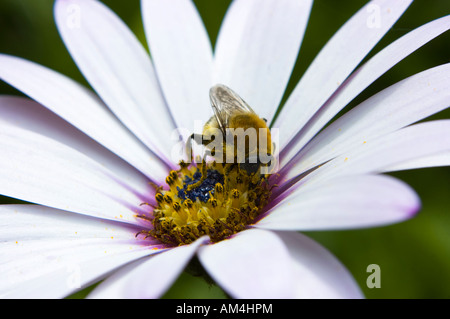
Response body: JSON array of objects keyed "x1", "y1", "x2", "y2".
[{"x1": 137, "y1": 160, "x2": 272, "y2": 246}]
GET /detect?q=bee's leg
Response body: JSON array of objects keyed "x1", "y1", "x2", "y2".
[
  {"x1": 187, "y1": 157, "x2": 208, "y2": 192},
  {"x1": 135, "y1": 213, "x2": 153, "y2": 222},
  {"x1": 135, "y1": 230, "x2": 152, "y2": 239},
  {"x1": 185, "y1": 133, "x2": 195, "y2": 163},
  {"x1": 139, "y1": 202, "x2": 156, "y2": 209},
  {"x1": 190, "y1": 133, "x2": 207, "y2": 145},
  {"x1": 224, "y1": 163, "x2": 237, "y2": 176},
  {"x1": 186, "y1": 133, "x2": 208, "y2": 163}
]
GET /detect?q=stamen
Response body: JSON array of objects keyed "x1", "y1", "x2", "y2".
[{"x1": 136, "y1": 161, "x2": 272, "y2": 246}]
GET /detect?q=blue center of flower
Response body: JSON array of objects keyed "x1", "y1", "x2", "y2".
[{"x1": 177, "y1": 169, "x2": 224, "y2": 202}]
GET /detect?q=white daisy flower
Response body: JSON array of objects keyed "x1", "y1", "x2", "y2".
[{"x1": 0, "y1": 0, "x2": 449, "y2": 299}]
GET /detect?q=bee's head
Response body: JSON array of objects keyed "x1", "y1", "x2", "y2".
[
  {"x1": 239, "y1": 154, "x2": 275, "y2": 175},
  {"x1": 239, "y1": 155, "x2": 261, "y2": 175}
]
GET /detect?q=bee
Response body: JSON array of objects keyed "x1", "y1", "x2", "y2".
[{"x1": 187, "y1": 84, "x2": 274, "y2": 176}]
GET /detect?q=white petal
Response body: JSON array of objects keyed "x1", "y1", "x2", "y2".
[
  {"x1": 198, "y1": 229, "x2": 294, "y2": 298},
  {"x1": 383, "y1": 151, "x2": 450, "y2": 172},
  {"x1": 54, "y1": 0, "x2": 178, "y2": 164},
  {"x1": 280, "y1": 16, "x2": 450, "y2": 171},
  {"x1": 307, "y1": 120, "x2": 450, "y2": 186},
  {"x1": 0, "y1": 54, "x2": 169, "y2": 183},
  {"x1": 274, "y1": 0, "x2": 412, "y2": 149},
  {"x1": 87, "y1": 237, "x2": 208, "y2": 299},
  {"x1": 213, "y1": 0, "x2": 312, "y2": 120},
  {"x1": 275, "y1": 231, "x2": 363, "y2": 299},
  {"x1": 0, "y1": 124, "x2": 151, "y2": 223},
  {"x1": 142, "y1": 0, "x2": 213, "y2": 133},
  {"x1": 282, "y1": 63, "x2": 450, "y2": 181},
  {"x1": 0, "y1": 205, "x2": 160, "y2": 298},
  {"x1": 0, "y1": 96, "x2": 151, "y2": 194},
  {"x1": 257, "y1": 175, "x2": 419, "y2": 231}
]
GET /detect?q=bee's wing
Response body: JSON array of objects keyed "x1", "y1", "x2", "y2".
[{"x1": 209, "y1": 84, "x2": 255, "y2": 134}]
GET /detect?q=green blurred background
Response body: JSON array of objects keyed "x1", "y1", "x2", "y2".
[{"x1": 0, "y1": 0, "x2": 449, "y2": 299}]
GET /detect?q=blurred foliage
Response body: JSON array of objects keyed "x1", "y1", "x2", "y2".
[{"x1": 0, "y1": 0, "x2": 449, "y2": 299}]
